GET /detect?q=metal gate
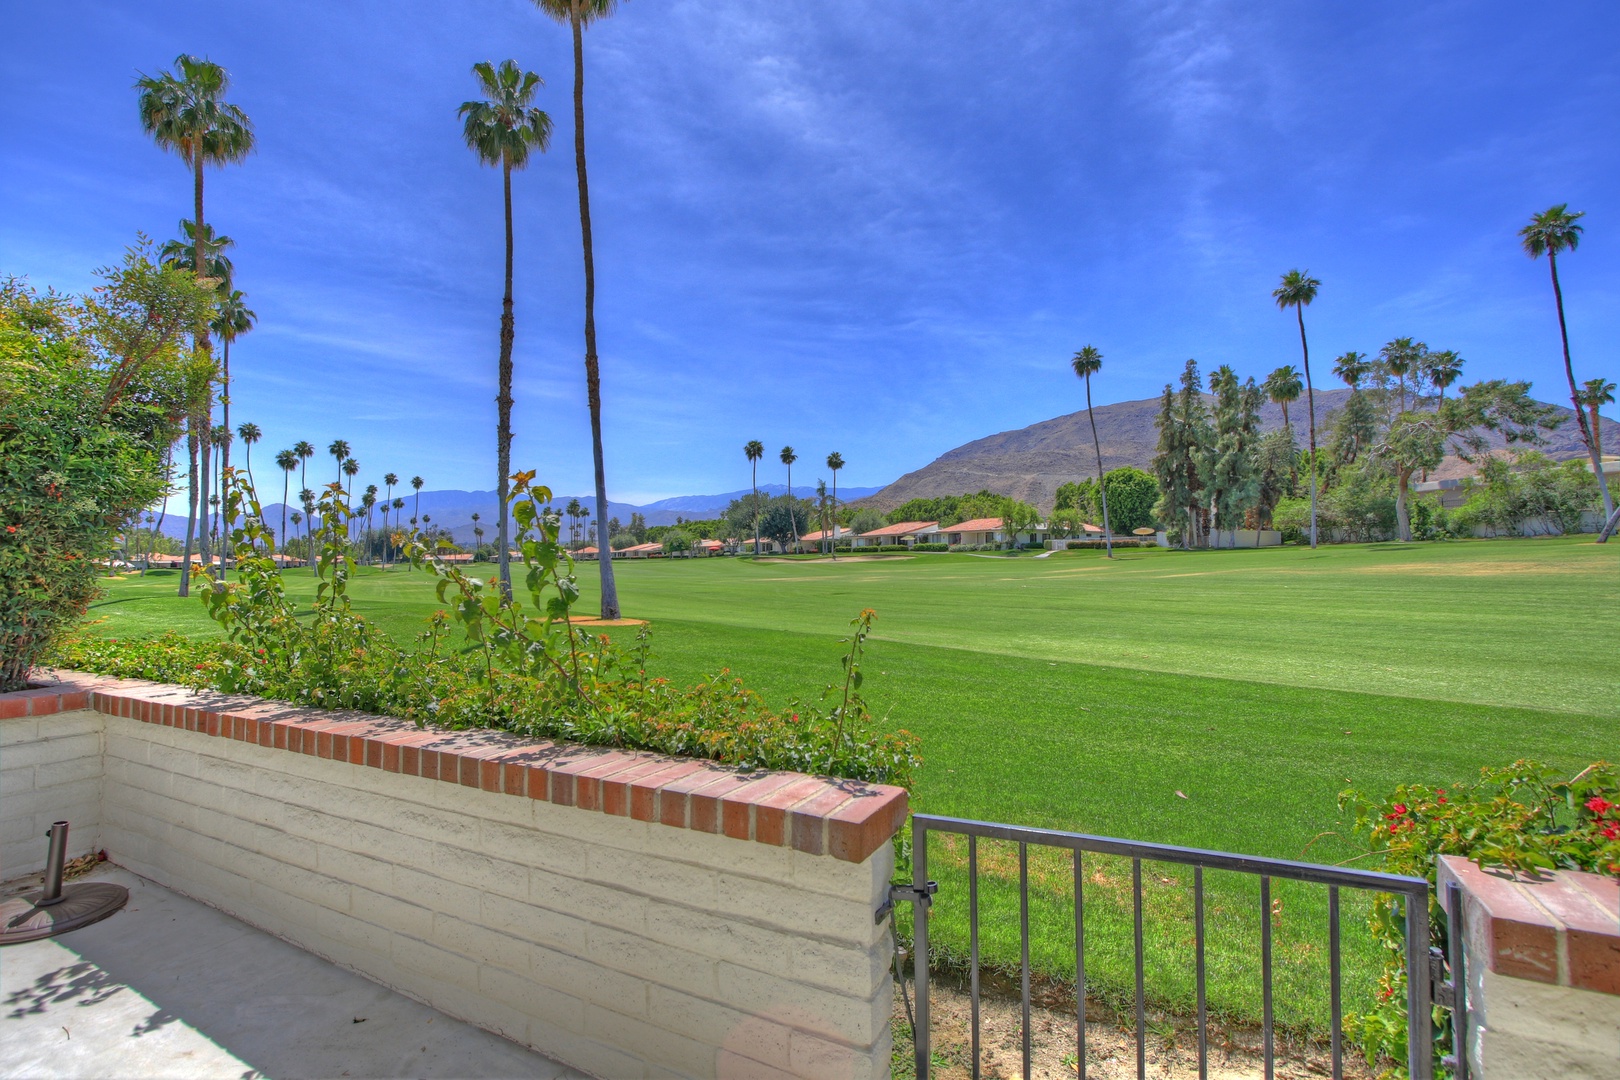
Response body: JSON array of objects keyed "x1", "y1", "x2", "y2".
[{"x1": 897, "y1": 814, "x2": 1470, "y2": 1080}]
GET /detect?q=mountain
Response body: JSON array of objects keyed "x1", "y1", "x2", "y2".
[
  {"x1": 860, "y1": 390, "x2": 1619, "y2": 513},
  {"x1": 155, "y1": 483, "x2": 885, "y2": 544}
]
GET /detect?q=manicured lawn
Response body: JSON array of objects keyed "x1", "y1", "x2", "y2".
[{"x1": 84, "y1": 538, "x2": 1617, "y2": 1036}]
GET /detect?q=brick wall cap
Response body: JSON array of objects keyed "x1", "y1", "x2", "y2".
[
  {"x1": 1439, "y1": 854, "x2": 1620, "y2": 996},
  {"x1": 8, "y1": 671, "x2": 907, "y2": 864}
]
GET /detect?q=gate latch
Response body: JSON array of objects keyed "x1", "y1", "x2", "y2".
[
  {"x1": 1429, "y1": 947, "x2": 1456, "y2": 1010},
  {"x1": 876, "y1": 881, "x2": 938, "y2": 924}
]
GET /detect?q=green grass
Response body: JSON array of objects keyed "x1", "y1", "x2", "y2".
[{"x1": 85, "y1": 538, "x2": 1617, "y2": 1035}]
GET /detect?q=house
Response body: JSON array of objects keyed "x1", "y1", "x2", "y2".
[
  {"x1": 575, "y1": 546, "x2": 599, "y2": 560},
  {"x1": 616, "y1": 542, "x2": 664, "y2": 559},
  {"x1": 944, "y1": 517, "x2": 1007, "y2": 546},
  {"x1": 798, "y1": 527, "x2": 846, "y2": 550},
  {"x1": 853, "y1": 520, "x2": 939, "y2": 548}
]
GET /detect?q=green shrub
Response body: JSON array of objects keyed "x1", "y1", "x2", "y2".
[
  {"x1": 1, "y1": 253, "x2": 210, "y2": 692},
  {"x1": 56, "y1": 472, "x2": 920, "y2": 787},
  {"x1": 1338, "y1": 761, "x2": 1619, "y2": 1074}
]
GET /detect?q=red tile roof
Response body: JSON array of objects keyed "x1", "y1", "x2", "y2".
[
  {"x1": 857, "y1": 520, "x2": 938, "y2": 538},
  {"x1": 947, "y1": 517, "x2": 1004, "y2": 532},
  {"x1": 798, "y1": 528, "x2": 842, "y2": 542}
]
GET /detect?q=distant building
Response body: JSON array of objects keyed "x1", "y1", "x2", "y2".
[{"x1": 853, "y1": 520, "x2": 938, "y2": 548}]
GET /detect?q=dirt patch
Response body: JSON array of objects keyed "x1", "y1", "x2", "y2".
[
  {"x1": 892, "y1": 976, "x2": 1374, "y2": 1080},
  {"x1": 566, "y1": 617, "x2": 648, "y2": 628}
]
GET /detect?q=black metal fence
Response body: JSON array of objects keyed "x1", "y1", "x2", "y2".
[{"x1": 907, "y1": 813, "x2": 1449, "y2": 1080}]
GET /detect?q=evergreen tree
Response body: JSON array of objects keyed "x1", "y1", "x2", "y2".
[
  {"x1": 1201, "y1": 366, "x2": 1261, "y2": 545},
  {"x1": 1152, "y1": 360, "x2": 1209, "y2": 548}
]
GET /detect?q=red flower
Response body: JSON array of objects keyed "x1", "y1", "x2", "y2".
[
  {"x1": 4, "y1": 525, "x2": 15, "y2": 533},
  {"x1": 1586, "y1": 796, "x2": 1613, "y2": 816},
  {"x1": 1386, "y1": 803, "x2": 1408, "y2": 820},
  {"x1": 1602, "y1": 822, "x2": 1620, "y2": 840},
  {"x1": 1437, "y1": 796, "x2": 1447, "y2": 804}
]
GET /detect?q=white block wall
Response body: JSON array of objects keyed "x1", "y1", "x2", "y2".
[
  {"x1": 1465, "y1": 965, "x2": 1620, "y2": 1080},
  {"x1": 0, "y1": 708, "x2": 102, "y2": 877},
  {"x1": 96, "y1": 712, "x2": 894, "y2": 1079}
]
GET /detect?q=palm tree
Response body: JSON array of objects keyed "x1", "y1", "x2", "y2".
[
  {"x1": 213, "y1": 291, "x2": 256, "y2": 487},
  {"x1": 815, "y1": 479, "x2": 830, "y2": 556},
  {"x1": 1521, "y1": 204, "x2": 1615, "y2": 528},
  {"x1": 1577, "y1": 378, "x2": 1615, "y2": 459},
  {"x1": 411, "y1": 475, "x2": 425, "y2": 532},
  {"x1": 294, "y1": 441, "x2": 316, "y2": 573},
  {"x1": 1263, "y1": 365, "x2": 1303, "y2": 435},
  {"x1": 1425, "y1": 350, "x2": 1464, "y2": 403},
  {"x1": 160, "y1": 220, "x2": 235, "y2": 283},
  {"x1": 472, "y1": 511, "x2": 485, "y2": 557},
  {"x1": 566, "y1": 498, "x2": 583, "y2": 547},
  {"x1": 382, "y1": 473, "x2": 399, "y2": 565},
  {"x1": 826, "y1": 451, "x2": 845, "y2": 560},
  {"x1": 342, "y1": 458, "x2": 361, "y2": 516},
  {"x1": 1069, "y1": 346, "x2": 1113, "y2": 557},
  {"x1": 210, "y1": 424, "x2": 230, "y2": 558},
  {"x1": 290, "y1": 510, "x2": 302, "y2": 561},
  {"x1": 300, "y1": 489, "x2": 315, "y2": 570},
  {"x1": 329, "y1": 439, "x2": 351, "y2": 489},
  {"x1": 235, "y1": 420, "x2": 261, "y2": 527},
  {"x1": 1378, "y1": 338, "x2": 1424, "y2": 412},
  {"x1": 273, "y1": 449, "x2": 297, "y2": 560},
  {"x1": 780, "y1": 446, "x2": 799, "y2": 550},
  {"x1": 744, "y1": 440, "x2": 765, "y2": 553},
  {"x1": 460, "y1": 59, "x2": 553, "y2": 598},
  {"x1": 137, "y1": 55, "x2": 254, "y2": 574},
  {"x1": 362, "y1": 486, "x2": 378, "y2": 564},
  {"x1": 1273, "y1": 270, "x2": 1322, "y2": 547},
  {"x1": 534, "y1": 0, "x2": 624, "y2": 618},
  {"x1": 390, "y1": 498, "x2": 405, "y2": 558},
  {"x1": 1332, "y1": 351, "x2": 1367, "y2": 389}
]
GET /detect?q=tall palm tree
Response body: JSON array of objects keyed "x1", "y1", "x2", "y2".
[
  {"x1": 411, "y1": 475, "x2": 425, "y2": 531},
  {"x1": 815, "y1": 479, "x2": 830, "y2": 556},
  {"x1": 213, "y1": 291, "x2": 256, "y2": 487},
  {"x1": 176, "y1": 354, "x2": 213, "y2": 595},
  {"x1": 1521, "y1": 204, "x2": 1615, "y2": 528},
  {"x1": 826, "y1": 451, "x2": 845, "y2": 560},
  {"x1": 137, "y1": 55, "x2": 254, "y2": 576},
  {"x1": 1378, "y1": 338, "x2": 1423, "y2": 412},
  {"x1": 210, "y1": 424, "x2": 230, "y2": 558},
  {"x1": 362, "y1": 486, "x2": 378, "y2": 564},
  {"x1": 390, "y1": 498, "x2": 405, "y2": 558},
  {"x1": 1070, "y1": 346, "x2": 1113, "y2": 557},
  {"x1": 290, "y1": 510, "x2": 302, "y2": 560},
  {"x1": 328, "y1": 439, "x2": 350, "y2": 489},
  {"x1": 1577, "y1": 378, "x2": 1615, "y2": 459},
  {"x1": 382, "y1": 473, "x2": 399, "y2": 565},
  {"x1": 1425, "y1": 350, "x2": 1464, "y2": 403},
  {"x1": 534, "y1": 0, "x2": 624, "y2": 618},
  {"x1": 1332, "y1": 351, "x2": 1367, "y2": 389},
  {"x1": 1273, "y1": 270, "x2": 1322, "y2": 547},
  {"x1": 300, "y1": 489, "x2": 315, "y2": 570},
  {"x1": 744, "y1": 440, "x2": 764, "y2": 554},
  {"x1": 294, "y1": 441, "x2": 316, "y2": 573},
  {"x1": 236, "y1": 421, "x2": 261, "y2": 495},
  {"x1": 460, "y1": 58, "x2": 553, "y2": 598},
  {"x1": 274, "y1": 449, "x2": 297, "y2": 559},
  {"x1": 342, "y1": 458, "x2": 361, "y2": 516},
  {"x1": 566, "y1": 498, "x2": 583, "y2": 547},
  {"x1": 780, "y1": 446, "x2": 799, "y2": 550}
]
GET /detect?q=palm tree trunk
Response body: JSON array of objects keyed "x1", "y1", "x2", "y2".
[
  {"x1": 1550, "y1": 254, "x2": 1615, "y2": 530},
  {"x1": 571, "y1": 2, "x2": 621, "y2": 618},
  {"x1": 1589, "y1": 404, "x2": 1602, "y2": 460},
  {"x1": 1297, "y1": 308, "x2": 1318, "y2": 548},
  {"x1": 179, "y1": 427, "x2": 200, "y2": 597},
  {"x1": 280, "y1": 472, "x2": 289, "y2": 564},
  {"x1": 146, "y1": 440, "x2": 174, "y2": 576},
  {"x1": 221, "y1": 334, "x2": 232, "y2": 530},
  {"x1": 191, "y1": 156, "x2": 216, "y2": 573},
  {"x1": 1086, "y1": 374, "x2": 1112, "y2": 558},
  {"x1": 830, "y1": 472, "x2": 838, "y2": 560},
  {"x1": 786, "y1": 463, "x2": 796, "y2": 552},
  {"x1": 496, "y1": 159, "x2": 516, "y2": 599},
  {"x1": 752, "y1": 461, "x2": 759, "y2": 555}
]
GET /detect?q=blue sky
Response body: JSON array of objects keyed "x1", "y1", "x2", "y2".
[{"x1": 3, "y1": 1, "x2": 1617, "y2": 503}]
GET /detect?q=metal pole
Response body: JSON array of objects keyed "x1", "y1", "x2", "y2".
[
  {"x1": 1406, "y1": 889, "x2": 1434, "y2": 1080},
  {"x1": 40, "y1": 821, "x2": 68, "y2": 906},
  {"x1": 914, "y1": 821, "x2": 930, "y2": 1080}
]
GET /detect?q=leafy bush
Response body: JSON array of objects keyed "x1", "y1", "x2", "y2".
[
  {"x1": 1338, "y1": 761, "x2": 1619, "y2": 1074},
  {"x1": 1061, "y1": 538, "x2": 1152, "y2": 550},
  {"x1": 1453, "y1": 451, "x2": 1600, "y2": 536},
  {"x1": 1, "y1": 253, "x2": 210, "y2": 691},
  {"x1": 910, "y1": 543, "x2": 948, "y2": 552},
  {"x1": 56, "y1": 471, "x2": 920, "y2": 787}
]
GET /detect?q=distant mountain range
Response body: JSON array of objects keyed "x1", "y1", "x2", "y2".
[
  {"x1": 155, "y1": 483, "x2": 884, "y2": 544},
  {"x1": 858, "y1": 389, "x2": 1618, "y2": 513}
]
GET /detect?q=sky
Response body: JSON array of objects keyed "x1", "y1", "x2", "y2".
[{"x1": 3, "y1": 0, "x2": 1618, "y2": 504}]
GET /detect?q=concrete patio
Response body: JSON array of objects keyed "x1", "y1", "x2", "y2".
[{"x1": 0, "y1": 865, "x2": 587, "y2": 1080}]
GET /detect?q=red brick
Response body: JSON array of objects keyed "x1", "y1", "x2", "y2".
[
  {"x1": 30, "y1": 691, "x2": 62, "y2": 717},
  {"x1": 591, "y1": 755, "x2": 669, "y2": 816},
  {"x1": 629, "y1": 760, "x2": 710, "y2": 823},
  {"x1": 789, "y1": 785, "x2": 857, "y2": 856},
  {"x1": 751, "y1": 778, "x2": 829, "y2": 847},
  {"x1": 59, "y1": 691, "x2": 89, "y2": 712},
  {"x1": 827, "y1": 786, "x2": 908, "y2": 863},
  {"x1": 658, "y1": 767, "x2": 735, "y2": 830},
  {"x1": 0, "y1": 696, "x2": 28, "y2": 720},
  {"x1": 718, "y1": 774, "x2": 801, "y2": 841},
  {"x1": 686, "y1": 772, "x2": 761, "y2": 834},
  {"x1": 524, "y1": 762, "x2": 551, "y2": 801}
]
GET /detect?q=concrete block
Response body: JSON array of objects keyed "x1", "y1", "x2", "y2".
[
  {"x1": 430, "y1": 913, "x2": 533, "y2": 975},
  {"x1": 530, "y1": 942, "x2": 650, "y2": 1017},
  {"x1": 431, "y1": 842, "x2": 530, "y2": 902},
  {"x1": 714, "y1": 962, "x2": 888, "y2": 1046},
  {"x1": 647, "y1": 984, "x2": 793, "y2": 1071},
  {"x1": 391, "y1": 934, "x2": 481, "y2": 995},
  {"x1": 587, "y1": 923, "x2": 719, "y2": 998},
  {"x1": 585, "y1": 1004, "x2": 719, "y2": 1080},
  {"x1": 349, "y1": 885, "x2": 435, "y2": 939},
  {"x1": 528, "y1": 868, "x2": 649, "y2": 936},
  {"x1": 585, "y1": 845, "x2": 719, "y2": 908}
]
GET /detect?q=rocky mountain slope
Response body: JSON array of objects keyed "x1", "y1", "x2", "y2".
[{"x1": 861, "y1": 390, "x2": 1617, "y2": 513}]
